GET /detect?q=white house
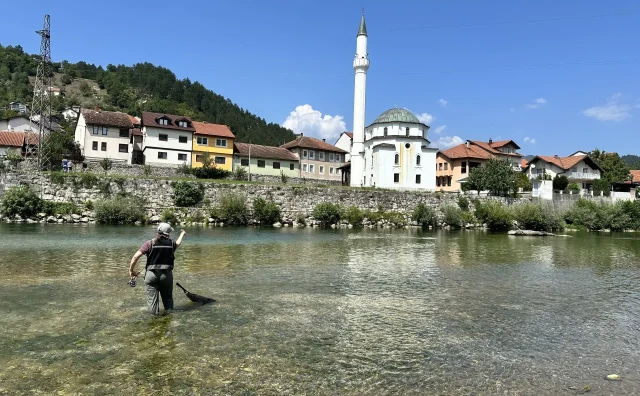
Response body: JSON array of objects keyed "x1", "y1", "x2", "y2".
[
  {"x1": 8, "y1": 101, "x2": 29, "y2": 114},
  {"x1": 141, "y1": 112, "x2": 194, "y2": 166},
  {"x1": 524, "y1": 153, "x2": 603, "y2": 194},
  {"x1": 74, "y1": 109, "x2": 134, "y2": 163},
  {"x1": 0, "y1": 115, "x2": 61, "y2": 134},
  {"x1": 0, "y1": 131, "x2": 25, "y2": 157},
  {"x1": 334, "y1": 132, "x2": 353, "y2": 162}
]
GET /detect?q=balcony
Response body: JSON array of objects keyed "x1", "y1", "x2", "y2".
[{"x1": 565, "y1": 172, "x2": 600, "y2": 180}]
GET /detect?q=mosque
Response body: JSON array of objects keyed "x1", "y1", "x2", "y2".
[{"x1": 344, "y1": 12, "x2": 438, "y2": 190}]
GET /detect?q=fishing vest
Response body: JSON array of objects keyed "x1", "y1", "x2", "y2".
[{"x1": 146, "y1": 237, "x2": 175, "y2": 270}]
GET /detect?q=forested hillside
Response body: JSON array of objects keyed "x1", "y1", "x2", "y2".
[
  {"x1": 0, "y1": 44, "x2": 295, "y2": 146},
  {"x1": 622, "y1": 154, "x2": 640, "y2": 170}
]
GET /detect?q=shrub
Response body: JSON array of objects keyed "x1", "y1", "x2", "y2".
[
  {"x1": 233, "y1": 166, "x2": 247, "y2": 181},
  {"x1": 143, "y1": 165, "x2": 153, "y2": 177},
  {"x1": 515, "y1": 172, "x2": 532, "y2": 192},
  {"x1": 219, "y1": 192, "x2": 248, "y2": 225},
  {"x1": 312, "y1": 202, "x2": 342, "y2": 226},
  {"x1": 94, "y1": 196, "x2": 146, "y2": 224},
  {"x1": 481, "y1": 200, "x2": 513, "y2": 231},
  {"x1": 85, "y1": 200, "x2": 94, "y2": 210},
  {"x1": 161, "y1": 209, "x2": 178, "y2": 224},
  {"x1": 344, "y1": 206, "x2": 365, "y2": 227},
  {"x1": 295, "y1": 212, "x2": 306, "y2": 225},
  {"x1": 253, "y1": 198, "x2": 281, "y2": 225},
  {"x1": 177, "y1": 164, "x2": 192, "y2": 175},
  {"x1": 364, "y1": 208, "x2": 384, "y2": 223},
  {"x1": 461, "y1": 211, "x2": 476, "y2": 225},
  {"x1": 173, "y1": 181, "x2": 205, "y2": 207},
  {"x1": 593, "y1": 179, "x2": 610, "y2": 196},
  {"x1": 412, "y1": 202, "x2": 437, "y2": 228},
  {"x1": 1, "y1": 185, "x2": 42, "y2": 218},
  {"x1": 553, "y1": 175, "x2": 569, "y2": 191},
  {"x1": 6, "y1": 149, "x2": 24, "y2": 168},
  {"x1": 458, "y1": 196, "x2": 470, "y2": 211},
  {"x1": 188, "y1": 209, "x2": 205, "y2": 223},
  {"x1": 50, "y1": 172, "x2": 65, "y2": 185},
  {"x1": 442, "y1": 204, "x2": 463, "y2": 228},
  {"x1": 563, "y1": 199, "x2": 601, "y2": 231},
  {"x1": 193, "y1": 166, "x2": 231, "y2": 180},
  {"x1": 383, "y1": 211, "x2": 406, "y2": 226},
  {"x1": 100, "y1": 157, "x2": 113, "y2": 173},
  {"x1": 511, "y1": 202, "x2": 563, "y2": 232},
  {"x1": 43, "y1": 202, "x2": 78, "y2": 216},
  {"x1": 567, "y1": 183, "x2": 580, "y2": 194},
  {"x1": 73, "y1": 173, "x2": 98, "y2": 189}
]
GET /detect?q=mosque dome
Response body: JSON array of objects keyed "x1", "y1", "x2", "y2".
[{"x1": 372, "y1": 108, "x2": 421, "y2": 124}]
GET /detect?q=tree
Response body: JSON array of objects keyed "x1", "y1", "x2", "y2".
[
  {"x1": 553, "y1": 175, "x2": 569, "y2": 191},
  {"x1": 464, "y1": 166, "x2": 486, "y2": 193},
  {"x1": 40, "y1": 130, "x2": 84, "y2": 169},
  {"x1": 100, "y1": 157, "x2": 113, "y2": 173},
  {"x1": 467, "y1": 158, "x2": 516, "y2": 196},
  {"x1": 590, "y1": 148, "x2": 631, "y2": 183},
  {"x1": 515, "y1": 172, "x2": 532, "y2": 192}
]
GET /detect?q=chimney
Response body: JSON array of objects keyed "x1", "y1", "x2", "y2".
[
  {"x1": 466, "y1": 141, "x2": 470, "y2": 149},
  {"x1": 322, "y1": 138, "x2": 326, "y2": 142},
  {"x1": 296, "y1": 133, "x2": 303, "y2": 138},
  {"x1": 489, "y1": 138, "x2": 492, "y2": 144},
  {"x1": 554, "y1": 154, "x2": 558, "y2": 158}
]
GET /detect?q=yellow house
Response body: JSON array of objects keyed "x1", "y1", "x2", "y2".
[{"x1": 191, "y1": 121, "x2": 235, "y2": 170}]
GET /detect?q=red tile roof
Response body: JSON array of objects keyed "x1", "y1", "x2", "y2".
[
  {"x1": 24, "y1": 132, "x2": 39, "y2": 145},
  {"x1": 280, "y1": 136, "x2": 348, "y2": 153},
  {"x1": 631, "y1": 170, "x2": 640, "y2": 183},
  {"x1": 0, "y1": 131, "x2": 24, "y2": 147},
  {"x1": 345, "y1": 132, "x2": 353, "y2": 139},
  {"x1": 234, "y1": 142, "x2": 299, "y2": 161},
  {"x1": 439, "y1": 143, "x2": 494, "y2": 160},
  {"x1": 141, "y1": 112, "x2": 195, "y2": 132},
  {"x1": 489, "y1": 139, "x2": 521, "y2": 150},
  {"x1": 192, "y1": 121, "x2": 235, "y2": 138},
  {"x1": 82, "y1": 109, "x2": 134, "y2": 128},
  {"x1": 128, "y1": 115, "x2": 140, "y2": 126},
  {"x1": 529, "y1": 154, "x2": 603, "y2": 172},
  {"x1": 470, "y1": 140, "x2": 521, "y2": 157}
]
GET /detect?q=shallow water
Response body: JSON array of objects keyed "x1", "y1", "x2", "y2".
[{"x1": 1, "y1": 224, "x2": 640, "y2": 395}]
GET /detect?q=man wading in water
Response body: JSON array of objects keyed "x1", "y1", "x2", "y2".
[{"x1": 129, "y1": 223, "x2": 186, "y2": 315}]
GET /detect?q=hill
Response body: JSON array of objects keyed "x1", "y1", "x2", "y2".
[
  {"x1": 622, "y1": 154, "x2": 640, "y2": 170},
  {"x1": 0, "y1": 44, "x2": 295, "y2": 146}
]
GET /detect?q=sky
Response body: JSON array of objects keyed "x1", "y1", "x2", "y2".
[{"x1": 1, "y1": 0, "x2": 639, "y2": 156}]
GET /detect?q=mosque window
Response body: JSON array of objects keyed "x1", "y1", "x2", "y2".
[
  {"x1": 394, "y1": 153, "x2": 399, "y2": 165},
  {"x1": 394, "y1": 173, "x2": 399, "y2": 183},
  {"x1": 406, "y1": 127, "x2": 410, "y2": 136},
  {"x1": 405, "y1": 143, "x2": 411, "y2": 149},
  {"x1": 384, "y1": 127, "x2": 388, "y2": 136},
  {"x1": 416, "y1": 155, "x2": 421, "y2": 166}
]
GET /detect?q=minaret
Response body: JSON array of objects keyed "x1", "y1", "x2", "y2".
[{"x1": 350, "y1": 11, "x2": 369, "y2": 187}]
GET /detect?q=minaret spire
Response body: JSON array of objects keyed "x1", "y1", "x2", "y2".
[
  {"x1": 350, "y1": 12, "x2": 370, "y2": 187},
  {"x1": 358, "y1": 10, "x2": 367, "y2": 36}
]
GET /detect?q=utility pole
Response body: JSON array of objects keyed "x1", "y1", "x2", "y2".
[
  {"x1": 248, "y1": 141, "x2": 251, "y2": 181},
  {"x1": 29, "y1": 14, "x2": 53, "y2": 171}
]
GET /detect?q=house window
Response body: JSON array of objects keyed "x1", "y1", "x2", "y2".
[
  {"x1": 319, "y1": 165, "x2": 324, "y2": 174},
  {"x1": 447, "y1": 176, "x2": 452, "y2": 187},
  {"x1": 158, "y1": 118, "x2": 169, "y2": 126},
  {"x1": 329, "y1": 153, "x2": 334, "y2": 161},
  {"x1": 273, "y1": 162, "x2": 280, "y2": 169},
  {"x1": 330, "y1": 167, "x2": 334, "y2": 174},
  {"x1": 159, "y1": 134, "x2": 168, "y2": 142},
  {"x1": 416, "y1": 174, "x2": 421, "y2": 184},
  {"x1": 102, "y1": 127, "x2": 108, "y2": 135},
  {"x1": 394, "y1": 153, "x2": 399, "y2": 165},
  {"x1": 92, "y1": 126, "x2": 99, "y2": 135},
  {"x1": 303, "y1": 163, "x2": 308, "y2": 172},
  {"x1": 406, "y1": 127, "x2": 410, "y2": 136},
  {"x1": 335, "y1": 154, "x2": 341, "y2": 162},
  {"x1": 583, "y1": 167, "x2": 588, "y2": 173},
  {"x1": 416, "y1": 155, "x2": 421, "y2": 166},
  {"x1": 196, "y1": 155, "x2": 202, "y2": 163},
  {"x1": 158, "y1": 152, "x2": 167, "y2": 159},
  {"x1": 119, "y1": 129, "x2": 129, "y2": 138},
  {"x1": 101, "y1": 142, "x2": 107, "y2": 151},
  {"x1": 444, "y1": 163, "x2": 448, "y2": 170},
  {"x1": 241, "y1": 158, "x2": 249, "y2": 166},
  {"x1": 384, "y1": 127, "x2": 388, "y2": 136},
  {"x1": 92, "y1": 141, "x2": 98, "y2": 150},
  {"x1": 290, "y1": 163, "x2": 294, "y2": 170},
  {"x1": 319, "y1": 152, "x2": 325, "y2": 160},
  {"x1": 439, "y1": 163, "x2": 443, "y2": 170},
  {"x1": 394, "y1": 173, "x2": 399, "y2": 183},
  {"x1": 196, "y1": 136, "x2": 208, "y2": 145},
  {"x1": 177, "y1": 120, "x2": 188, "y2": 128},
  {"x1": 303, "y1": 150, "x2": 308, "y2": 159},
  {"x1": 215, "y1": 156, "x2": 226, "y2": 165},
  {"x1": 178, "y1": 153, "x2": 187, "y2": 161},
  {"x1": 216, "y1": 139, "x2": 227, "y2": 147},
  {"x1": 179, "y1": 136, "x2": 188, "y2": 143},
  {"x1": 309, "y1": 150, "x2": 315, "y2": 159},
  {"x1": 119, "y1": 144, "x2": 128, "y2": 153},
  {"x1": 572, "y1": 167, "x2": 577, "y2": 172},
  {"x1": 436, "y1": 177, "x2": 440, "y2": 187},
  {"x1": 461, "y1": 161, "x2": 467, "y2": 174},
  {"x1": 309, "y1": 164, "x2": 315, "y2": 173},
  {"x1": 257, "y1": 160, "x2": 265, "y2": 168}
]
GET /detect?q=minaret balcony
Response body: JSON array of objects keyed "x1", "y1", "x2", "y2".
[{"x1": 353, "y1": 58, "x2": 370, "y2": 70}]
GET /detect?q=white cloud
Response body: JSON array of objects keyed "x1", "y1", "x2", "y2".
[
  {"x1": 583, "y1": 93, "x2": 632, "y2": 122},
  {"x1": 436, "y1": 135, "x2": 464, "y2": 149},
  {"x1": 525, "y1": 98, "x2": 547, "y2": 110},
  {"x1": 523, "y1": 137, "x2": 536, "y2": 144},
  {"x1": 416, "y1": 112, "x2": 435, "y2": 125},
  {"x1": 282, "y1": 104, "x2": 346, "y2": 141},
  {"x1": 432, "y1": 125, "x2": 447, "y2": 134},
  {"x1": 438, "y1": 99, "x2": 448, "y2": 107}
]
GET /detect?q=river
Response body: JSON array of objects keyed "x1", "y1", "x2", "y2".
[{"x1": 1, "y1": 224, "x2": 639, "y2": 395}]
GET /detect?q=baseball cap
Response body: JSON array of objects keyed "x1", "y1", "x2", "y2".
[{"x1": 158, "y1": 223, "x2": 174, "y2": 235}]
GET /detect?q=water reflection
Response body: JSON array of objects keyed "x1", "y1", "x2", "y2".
[{"x1": 1, "y1": 224, "x2": 640, "y2": 395}]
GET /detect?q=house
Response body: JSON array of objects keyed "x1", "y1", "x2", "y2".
[
  {"x1": 233, "y1": 142, "x2": 300, "y2": 179},
  {"x1": 35, "y1": 86, "x2": 61, "y2": 97},
  {"x1": 436, "y1": 139, "x2": 523, "y2": 191},
  {"x1": 0, "y1": 115, "x2": 61, "y2": 133},
  {"x1": 74, "y1": 109, "x2": 134, "y2": 162},
  {"x1": 281, "y1": 134, "x2": 347, "y2": 181},
  {"x1": 8, "y1": 101, "x2": 29, "y2": 114},
  {"x1": 334, "y1": 132, "x2": 353, "y2": 162},
  {"x1": 524, "y1": 153, "x2": 603, "y2": 194},
  {"x1": 129, "y1": 115, "x2": 143, "y2": 165},
  {"x1": 141, "y1": 112, "x2": 194, "y2": 166},
  {"x1": 192, "y1": 121, "x2": 235, "y2": 171},
  {"x1": 0, "y1": 131, "x2": 25, "y2": 157},
  {"x1": 62, "y1": 106, "x2": 81, "y2": 120}
]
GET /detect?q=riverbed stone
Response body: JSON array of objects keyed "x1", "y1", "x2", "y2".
[
  {"x1": 273, "y1": 222, "x2": 282, "y2": 227},
  {"x1": 71, "y1": 214, "x2": 81, "y2": 221},
  {"x1": 149, "y1": 215, "x2": 161, "y2": 224},
  {"x1": 508, "y1": 230, "x2": 555, "y2": 236},
  {"x1": 46, "y1": 216, "x2": 56, "y2": 223},
  {"x1": 80, "y1": 217, "x2": 89, "y2": 223}
]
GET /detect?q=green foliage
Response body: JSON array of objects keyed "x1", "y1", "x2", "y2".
[
  {"x1": 567, "y1": 182, "x2": 580, "y2": 194},
  {"x1": 461, "y1": 211, "x2": 476, "y2": 225},
  {"x1": 40, "y1": 130, "x2": 84, "y2": 169},
  {"x1": 621, "y1": 154, "x2": 640, "y2": 170},
  {"x1": 0, "y1": 185, "x2": 42, "y2": 218},
  {"x1": 5, "y1": 149, "x2": 24, "y2": 167},
  {"x1": 49, "y1": 172, "x2": 66, "y2": 185},
  {"x1": 143, "y1": 165, "x2": 153, "y2": 177},
  {"x1": 383, "y1": 211, "x2": 406, "y2": 226},
  {"x1": 590, "y1": 149, "x2": 631, "y2": 183},
  {"x1": 481, "y1": 200, "x2": 513, "y2": 231},
  {"x1": 511, "y1": 202, "x2": 563, "y2": 232},
  {"x1": 536, "y1": 173, "x2": 552, "y2": 181},
  {"x1": 412, "y1": 202, "x2": 437, "y2": 228},
  {"x1": 218, "y1": 192, "x2": 248, "y2": 225},
  {"x1": 553, "y1": 175, "x2": 569, "y2": 191},
  {"x1": 188, "y1": 209, "x2": 205, "y2": 223},
  {"x1": 94, "y1": 196, "x2": 146, "y2": 224},
  {"x1": 312, "y1": 202, "x2": 342, "y2": 226},
  {"x1": 192, "y1": 166, "x2": 231, "y2": 179},
  {"x1": 515, "y1": 172, "x2": 532, "y2": 192},
  {"x1": 364, "y1": 208, "x2": 384, "y2": 223},
  {"x1": 42, "y1": 201, "x2": 79, "y2": 216},
  {"x1": 252, "y1": 198, "x2": 281, "y2": 225},
  {"x1": 233, "y1": 166, "x2": 247, "y2": 181},
  {"x1": 161, "y1": 209, "x2": 178, "y2": 224},
  {"x1": 592, "y1": 179, "x2": 611, "y2": 196},
  {"x1": 78, "y1": 81, "x2": 92, "y2": 96},
  {"x1": 172, "y1": 181, "x2": 204, "y2": 207},
  {"x1": 295, "y1": 212, "x2": 306, "y2": 225},
  {"x1": 564, "y1": 199, "x2": 640, "y2": 231},
  {"x1": 442, "y1": 204, "x2": 463, "y2": 228},
  {"x1": 60, "y1": 74, "x2": 73, "y2": 85},
  {"x1": 457, "y1": 195, "x2": 470, "y2": 211},
  {"x1": 73, "y1": 173, "x2": 98, "y2": 189},
  {"x1": 344, "y1": 206, "x2": 365, "y2": 227},
  {"x1": 84, "y1": 200, "x2": 94, "y2": 210},
  {"x1": 563, "y1": 199, "x2": 601, "y2": 231},
  {"x1": 100, "y1": 157, "x2": 113, "y2": 173},
  {"x1": 280, "y1": 170, "x2": 289, "y2": 184}
]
